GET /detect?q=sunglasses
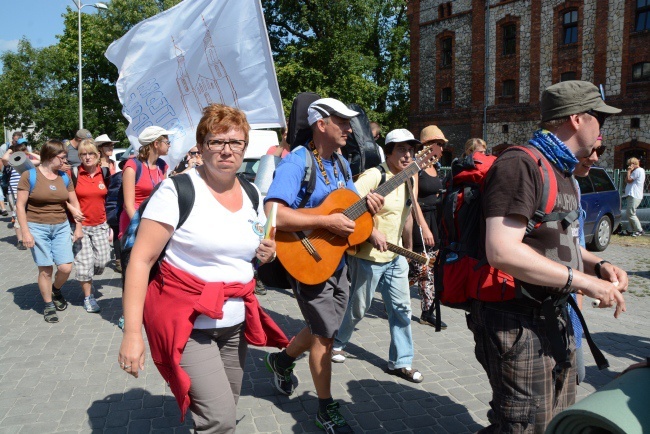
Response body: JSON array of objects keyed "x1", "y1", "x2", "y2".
[
  {"x1": 585, "y1": 110, "x2": 607, "y2": 128},
  {"x1": 188, "y1": 151, "x2": 200, "y2": 156},
  {"x1": 589, "y1": 145, "x2": 606, "y2": 157}
]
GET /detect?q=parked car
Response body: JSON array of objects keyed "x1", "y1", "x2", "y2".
[
  {"x1": 576, "y1": 166, "x2": 621, "y2": 251},
  {"x1": 109, "y1": 148, "x2": 129, "y2": 172},
  {"x1": 620, "y1": 193, "x2": 650, "y2": 233}
]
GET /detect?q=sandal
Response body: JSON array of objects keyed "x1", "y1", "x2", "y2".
[
  {"x1": 52, "y1": 290, "x2": 68, "y2": 311},
  {"x1": 387, "y1": 367, "x2": 424, "y2": 383},
  {"x1": 44, "y1": 306, "x2": 59, "y2": 323}
]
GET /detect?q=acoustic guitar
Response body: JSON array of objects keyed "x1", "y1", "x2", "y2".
[
  {"x1": 275, "y1": 147, "x2": 439, "y2": 285},
  {"x1": 385, "y1": 242, "x2": 437, "y2": 267}
]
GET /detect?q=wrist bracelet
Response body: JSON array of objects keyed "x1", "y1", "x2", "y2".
[
  {"x1": 269, "y1": 252, "x2": 277, "y2": 262},
  {"x1": 562, "y1": 266, "x2": 573, "y2": 291},
  {"x1": 594, "y1": 260, "x2": 610, "y2": 280}
]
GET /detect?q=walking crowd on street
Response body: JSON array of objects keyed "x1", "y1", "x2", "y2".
[{"x1": 1, "y1": 80, "x2": 642, "y2": 434}]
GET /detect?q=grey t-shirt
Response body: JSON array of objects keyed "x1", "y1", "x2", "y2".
[{"x1": 67, "y1": 143, "x2": 81, "y2": 168}]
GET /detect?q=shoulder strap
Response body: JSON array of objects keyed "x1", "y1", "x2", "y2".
[
  {"x1": 134, "y1": 158, "x2": 143, "y2": 183},
  {"x1": 101, "y1": 167, "x2": 110, "y2": 183},
  {"x1": 28, "y1": 168, "x2": 37, "y2": 193},
  {"x1": 332, "y1": 152, "x2": 351, "y2": 182},
  {"x1": 294, "y1": 145, "x2": 316, "y2": 209},
  {"x1": 71, "y1": 166, "x2": 79, "y2": 187},
  {"x1": 377, "y1": 164, "x2": 386, "y2": 186},
  {"x1": 169, "y1": 174, "x2": 195, "y2": 229},
  {"x1": 237, "y1": 173, "x2": 260, "y2": 211},
  {"x1": 59, "y1": 171, "x2": 70, "y2": 189}
]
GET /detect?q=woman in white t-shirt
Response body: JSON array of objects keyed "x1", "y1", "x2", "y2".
[{"x1": 118, "y1": 104, "x2": 288, "y2": 433}]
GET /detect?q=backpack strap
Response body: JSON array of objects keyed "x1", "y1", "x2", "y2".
[
  {"x1": 71, "y1": 167, "x2": 79, "y2": 187},
  {"x1": 169, "y1": 174, "x2": 195, "y2": 229},
  {"x1": 293, "y1": 145, "x2": 316, "y2": 209},
  {"x1": 332, "y1": 152, "x2": 351, "y2": 182},
  {"x1": 237, "y1": 173, "x2": 260, "y2": 211},
  {"x1": 28, "y1": 168, "x2": 37, "y2": 194},
  {"x1": 101, "y1": 167, "x2": 110, "y2": 184},
  {"x1": 567, "y1": 295, "x2": 609, "y2": 370},
  {"x1": 376, "y1": 163, "x2": 411, "y2": 204},
  {"x1": 134, "y1": 158, "x2": 143, "y2": 183},
  {"x1": 508, "y1": 146, "x2": 577, "y2": 235},
  {"x1": 59, "y1": 171, "x2": 70, "y2": 189}
]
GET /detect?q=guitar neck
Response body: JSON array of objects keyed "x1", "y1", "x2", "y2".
[
  {"x1": 344, "y1": 163, "x2": 420, "y2": 221},
  {"x1": 386, "y1": 242, "x2": 428, "y2": 265}
]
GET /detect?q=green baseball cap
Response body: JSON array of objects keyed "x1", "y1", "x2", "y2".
[{"x1": 541, "y1": 80, "x2": 621, "y2": 122}]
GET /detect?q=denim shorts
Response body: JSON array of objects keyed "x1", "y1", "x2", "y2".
[{"x1": 27, "y1": 221, "x2": 74, "y2": 266}]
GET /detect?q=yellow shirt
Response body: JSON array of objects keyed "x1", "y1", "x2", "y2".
[{"x1": 352, "y1": 163, "x2": 411, "y2": 263}]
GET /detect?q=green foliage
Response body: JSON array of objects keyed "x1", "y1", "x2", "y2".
[
  {"x1": 0, "y1": 0, "x2": 181, "y2": 146},
  {"x1": 263, "y1": 0, "x2": 410, "y2": 130},
  {"x1": 0, "y1": 0, "x2": 409, "y2": 145}
]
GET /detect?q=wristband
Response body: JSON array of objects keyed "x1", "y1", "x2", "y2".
[
  {"x1": 562, "y1": 266, "x2": 573, "y2": 292},
  {"x1": 594, "y1": 260, "x2": 610, "y2": 280},
  {"x1": 269, "y1": 251, "x2": 277, "y2": 262}
]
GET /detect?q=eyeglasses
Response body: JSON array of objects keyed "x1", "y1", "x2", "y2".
[
  {"x1": 79, "y1": 153, "x2": 97, "y2": 158},
  {"x1": 204, "y1": 139, "x2": 247, "y2": 154},
  {"x1": 585, "y1": 110, "x2": 607, "y2": 128},
  {"x1": 188, "y1": 151, "x2": 200, "y2": 156},
  {"x1": 56, "y1": 154, "x2": 68, "y2": 161},
  {"x1": 589, "y1": 145, "x2": 607, "y2": 158},
  {"x1": 159, "y1": 140, "x2": 171, "y2": 145}
]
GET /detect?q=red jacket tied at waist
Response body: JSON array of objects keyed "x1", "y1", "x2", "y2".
[{"x1": 143, "y1": 260, "x2": 289, "y2": 419}]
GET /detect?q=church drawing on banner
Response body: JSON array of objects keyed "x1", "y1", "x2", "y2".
[{"x1": 173, "y1": 18, "x2": 239, "y2": 128}]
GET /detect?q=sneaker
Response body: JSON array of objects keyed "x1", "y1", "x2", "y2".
[
  {"x1": 632, "y1": 231, "x2": 644, "y2": 237},
  {"x1": 16, "y1": 241, "x2": 26, "y2": 250},
  {"x1": 264, "y1": 352, "x2": 295, "y2": 396},
  {"x1": 0, "y1": 209, "x2": 7, "y2": 216},
  {"x1": 84, "y1": 295, "x2": 101, "y2": 313},
  {"x1": 316, "y1": 402, "x2": 354, "y2": 433},
  {"x1": 254, "y1": 279, "x2": 267, "y2": 296},
  {"x1": 331, "y1": 349, "x2": 347, "y2": 363},
  {"x1": 52, "y1": 290, "x2": 68, "y2": 311}
]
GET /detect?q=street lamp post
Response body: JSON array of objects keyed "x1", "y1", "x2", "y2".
[{"x1": 72, "y1": 0, "x2": 108, "y2": 130}]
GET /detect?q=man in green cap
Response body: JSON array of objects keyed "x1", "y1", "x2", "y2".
[{"x1": 468, "y1": 81, "x2": 629, "y2": 433}]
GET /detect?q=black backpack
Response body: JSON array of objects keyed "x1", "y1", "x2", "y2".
[
  {"x1": 341, "y1": 103, "x2": 382, "y2": 178},
  {"x1": 287, "y1": 92, "x2": 321, "y2": 149}
]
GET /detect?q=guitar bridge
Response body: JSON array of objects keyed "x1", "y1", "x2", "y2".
[{"x1": 296, "y1": 231, "x2": 322, "y2": 261}]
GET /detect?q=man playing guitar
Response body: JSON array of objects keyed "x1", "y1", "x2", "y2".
[
  {"x1": 331, "y1": 129, "x2": 425, "y2": 384},
  {"x1": 263, "y1": 97, "x2": 383, "y2": 434}
]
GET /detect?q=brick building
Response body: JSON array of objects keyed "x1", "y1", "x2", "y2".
[{"x1": 408, "y1": 0, "x2": 650, "y2": 169}]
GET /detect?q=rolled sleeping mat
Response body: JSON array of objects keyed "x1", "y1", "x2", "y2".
[
  {"x1": 545, "y1": 366, "x2": 650, "y2": 434},
  {"x1": 8, "y1": 152, "x2": 35, "y2": 174},
  {"x1": 254, "y1": 154, "x2": 281, "y2": 195}
]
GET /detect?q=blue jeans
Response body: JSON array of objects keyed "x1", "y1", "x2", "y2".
[
  {"x1": 27, "y1": 221, "x2": 74, "y2": 266},
  {"x1": 335, "y1": 255, "x2": 414, "y2": 369}
]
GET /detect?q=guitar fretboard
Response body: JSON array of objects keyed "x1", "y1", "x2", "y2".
[
  {"x1": 386, "y1": 242, "x2": 427, "y2": 265},
  {"x1": 343, "y1": 163, "x2": 420, "y2": 221}
]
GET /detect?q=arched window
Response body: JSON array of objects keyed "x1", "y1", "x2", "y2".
[{"x1": 441, "y1": 37, "x2": 453, "y2": 67}]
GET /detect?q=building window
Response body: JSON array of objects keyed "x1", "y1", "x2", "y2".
[
  {"x1": 632, "y1": 62, "x2": 650, "y2": 81},
  {"x1": 631, "y1": 118, "x2": 641, "y2": 128},
  {"x1": 503, "y1": 24, "x2": 516, "y2": 55},
  {"x1": 441, "y1": 37, "x2": 452, "y2": 67},
  {"x1": 636, "y1": 0, "x2": 650, "y2": 32},
  {"x1": 441, "y1": 87, "x2": 452, "y2": 103},
  {"x1": 502, "y1": 80, "x2": 515, "y2": 97},
  {"x1": 502, "y1": 125, "x2": 509, "y2": 134},
  {"x1": 438, "y1": 2, "x2": 453, "y2": 19},
  {"x1": 562, "y1": 10, "x2": 578, "y2": 44},
  {"x1": 561, "y1": 71, "x2": 577, "y2": 81}
]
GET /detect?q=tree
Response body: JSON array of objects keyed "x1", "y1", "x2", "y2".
[
  {"x1": 262, "y1": 0, "x2": 410, "y2": 130},
  {"x1": 0, "y1": 0, "x2": 182, "y2": 146}
]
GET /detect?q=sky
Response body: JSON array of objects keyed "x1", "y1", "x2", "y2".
[{"x1": 0, "y1": 0, "x2": 105, "y2": 52}]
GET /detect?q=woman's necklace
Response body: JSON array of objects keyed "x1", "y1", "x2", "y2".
[
  {"x1": 146, "y1": 159, "x2": 161, "y2": 186},
  {"x1": 309, "y1": 141, "x2": 338, "y2": 186}
]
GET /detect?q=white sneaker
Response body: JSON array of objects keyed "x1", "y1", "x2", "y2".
[
  {"x1": 84, "y1": 295, "x2": 101, "y2": 313},
  {"x1": 331, "y1": 349, "x2": 347, "y2": 363}
]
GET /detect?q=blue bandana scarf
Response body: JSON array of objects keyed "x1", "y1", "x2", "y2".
[{"x1": 528, "y1": 129, "x2": 578, "y2": 175}]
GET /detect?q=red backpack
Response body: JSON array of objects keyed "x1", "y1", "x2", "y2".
[{"x1": 434, "y1": 146, "x2": 562, "y2": 310}]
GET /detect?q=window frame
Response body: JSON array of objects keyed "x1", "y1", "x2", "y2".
[
  {"x1": 441, "y1": 37, "x2": 453, "y2": 67},
  {"x1": 636, "y1": 0, "x2": 650, "y2": 32},
  {"x1": 560, "y1": 71, "x2": 577, "y2": 82},
  {"x1": 562, "y1": 10, "x2": 579, "y2": 45},
  {"x1": 502, "y1": 79, "x2": 516, "y2": 97},
  {"x1": 632, "y1": 62, "x2": 650, "y2": 82},
  {"x1": 502, "y1": 24, "x2": 517, "y2": 56},
  {"x1": 441, "y1": 87, "x2": 452, "y2": 103}
]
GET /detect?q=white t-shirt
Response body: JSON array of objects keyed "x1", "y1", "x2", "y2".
[
  {"x1": 143, "y1": 169, "x2": 266, "y2": 329},
  {"x1": 625, "y1": 167, "x2": 646, "y2": 200}
]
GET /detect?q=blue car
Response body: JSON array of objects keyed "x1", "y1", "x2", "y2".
[{"x1": 576, "y1": 167, "x2": 621, "y2": 251}]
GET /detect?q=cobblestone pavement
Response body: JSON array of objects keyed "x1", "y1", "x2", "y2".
[{"x1": 0, "y1": 215, "x2": 648, "y2": 434}]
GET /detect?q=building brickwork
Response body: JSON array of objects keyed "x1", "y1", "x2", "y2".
[{"x1": 408, "y1": 0, "x2": 650, "y2": 169}]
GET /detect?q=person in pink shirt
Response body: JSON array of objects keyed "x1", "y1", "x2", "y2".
[{"x1": 118, "y1": 126, "x2": 171, "y2": 239}]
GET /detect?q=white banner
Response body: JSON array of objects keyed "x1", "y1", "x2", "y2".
[{"x1": 105, "y1": 0, "x2": 285, "y2": 167}]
